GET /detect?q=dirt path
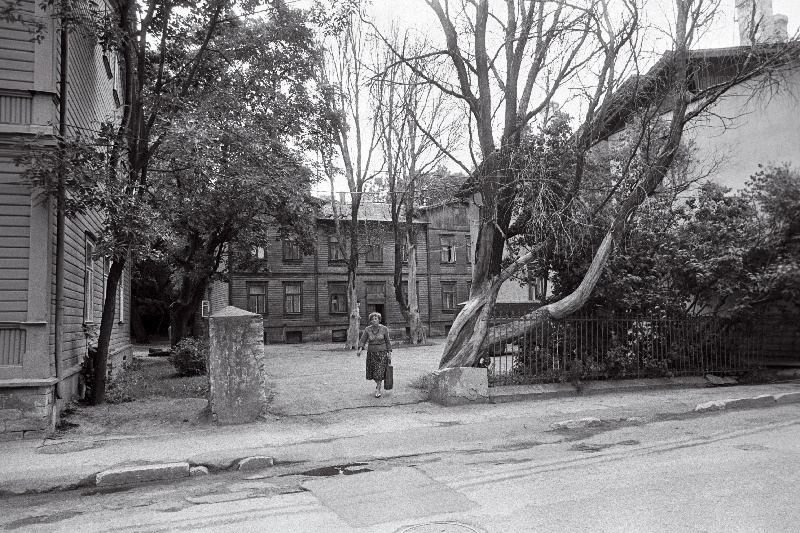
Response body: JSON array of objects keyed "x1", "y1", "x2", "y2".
[{"x1": 56, "y1": 340, "x2": 445, "y2": 438}]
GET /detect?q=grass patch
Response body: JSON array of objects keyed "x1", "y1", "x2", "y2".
[{"x1": 98, "y1": 356, "x2": 208, "y2": 404}]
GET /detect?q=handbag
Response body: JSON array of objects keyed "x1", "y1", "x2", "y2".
[{"x1": 384, "y1": 364, "x2": 394, "y2": 390}]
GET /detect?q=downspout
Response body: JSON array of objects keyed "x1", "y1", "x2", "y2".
[{"x1": 53, "y1": 3, "x2": 68, "y2": 399}]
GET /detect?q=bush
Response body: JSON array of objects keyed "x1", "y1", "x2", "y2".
[{"x1": 171, "y1": 338, "x2": 208, "y2": 376}]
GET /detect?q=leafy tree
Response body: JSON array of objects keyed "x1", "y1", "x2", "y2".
[
  {"x1": 551, "y1": 165, "x2": 800, "y2": 318},
  {"x1": 14, "y1": 0, "x2": 275, "y2": 403},
  {"x1": 315, "y1": 3, "x2": 385, "y2": 349},
  {"x1": 149, "y1": 8, "x2": 323, "y2": 346}
]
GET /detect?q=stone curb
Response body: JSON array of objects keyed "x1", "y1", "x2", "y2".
[
  {"x1": 95, "y1": 462, "x2": 190, "y2": 487},
  {"x1": 694, "y1": 391, "x2": 800, "y2": 412},
  {"x1": 490, "y1": 376, "x2": 710, "y2": 404},
  {"x1": 92, "y1": 455, "x2": 275, "y2": 488}
]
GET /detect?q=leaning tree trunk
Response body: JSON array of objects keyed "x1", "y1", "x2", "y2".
[
  {"x1": 92, "y1": 258, "x2": 126, "y2": 405},
  {"x1": 481, "y1": 232, "x2": 615, "y2": 351},
  {"x1": 438, "y1": 151, "x2": 516, "y2": 368}
]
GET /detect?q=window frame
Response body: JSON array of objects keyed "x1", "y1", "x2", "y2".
[
  {"x1": 328, "y1": 283, "x2": 348, "y2": 314},
  {"x1": 247, "y1": 282, "x2": 268, "y2": 315},
  {"x1": 282, "y1": 240, "x2": 302, "y2": 262},
  {"x1": 400, "y1": 280, "x2": 420, "y2": 303},
  {"x1": 252, "y1": 246, "x2": 266, "y2": 261},
  {"x1": 328, "y1": 235, "x2": 345, "y2": 262},
  {"x1": 441, "y1": 281, "x2": 456, "y2": 313},
  {"x1": 440, "y1": 235, "x2": 456, "y2": 264},
  {"x1": 117, "y1": 268, "x2": 125, "y2": 323},
  {"x1": 283, "y1": 282, "x2": 303, "y2": 315},
  {"x1": 466, "y1": 236, "x2": 472, "y2": 264},
  {"x1": 83, "y1": 237, "x2": 95, "y2": 323},
  {"x1": 365, "y1": 242, "x2": 383, "y2": 263}
]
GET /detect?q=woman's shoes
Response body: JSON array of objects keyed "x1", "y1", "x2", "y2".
[{"x1": 375, "y1": 391, "x2": 381, "y2": 398}]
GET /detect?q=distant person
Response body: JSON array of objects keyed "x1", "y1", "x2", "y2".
[{"x1": 356, "y1": 312, "x2": 393, "y2": 398}]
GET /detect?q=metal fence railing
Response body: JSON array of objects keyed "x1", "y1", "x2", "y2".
[{"x1": 485, "y1": 313, "x2": 763, "y2": 386}]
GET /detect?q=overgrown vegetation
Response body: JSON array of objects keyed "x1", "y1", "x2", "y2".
[
  {"x1": 550, "y1": 165, "x2": 800, "y2": 318},
  {"x1": 170, "y1": 338, "x2": 209, "y2": 377}
]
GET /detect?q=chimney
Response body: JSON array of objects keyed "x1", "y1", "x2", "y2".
[
  {"x1": 736, "y1": 0, "x2": 774, "y2": 45},
  {"x1": 773, "y1": 14, "x2": 789, "y2": 42}
]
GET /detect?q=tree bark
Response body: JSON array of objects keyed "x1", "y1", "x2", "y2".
[
  {"x1": 169, "y1": 274, "x2": 209, "y2": 347},
  {"x1": 406, "y1": 237, "x2": 425, "y2": 344},
  {"x1": 91, "y1": 259, "x2": 125, "y2": 405},
  {"x1": 346, "y1": 266, "x2": 360, "y2": 349}
]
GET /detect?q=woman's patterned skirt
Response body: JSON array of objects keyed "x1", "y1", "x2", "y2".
[{"x1": 366, "y1": 350, "x2": 390, "y2": 381}]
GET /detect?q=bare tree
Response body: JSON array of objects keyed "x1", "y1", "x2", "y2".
[
  {"x1": 386, "y1": 0, "x2": 793, "y2": 368},
  {"x1": 318, "y1": 9, "x2": 384, "y2": 349},
  {"x1": 370, "y1": 28, "x2": 462, "y2": 344}
]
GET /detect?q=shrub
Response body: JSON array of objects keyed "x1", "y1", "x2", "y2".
[{"x1": 171, "y1": 338, "x2": 208, "y2": 376}]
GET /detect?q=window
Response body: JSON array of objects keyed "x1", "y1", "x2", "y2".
[
  {"x1": 329, "y1": 283, "x2": 347, "y2": 314},
  {"x1": 284, "y1": 282, "x2": 302, "y2": 314},
  {"x1": 201, "y1": 300, "x2": 210, "y2": 318},
  {"x1": 440, "y1": 235, "x2": 456, "y2": 263},
  {"x1": 365, "y1": 243, "x2": 383, "y2": 263},
  {"x1": 466, "y1": 236, "x2": 472, "y2": 264},
  {"x1": 442, "y1": 282, "x2": 456, "y2": 312},
  {"x1": 283, "y1": 240, "x2": 301, "y2": 262},
  {"x1": 83, "y1": 237, "x2": 95, "y2": 323},
  {"x1": 400, "y1": 281, "x2": 420, "y2": 303},
  {"x1": 248, "y1": 283, "x2": 267, "y2": 314},
  {"x1": 534, "y1": 276, "x2": 547, "y2": 301},
  {"x1": 117, "y1": 268, "x2": 125, "y2": 322},
  {"x1": 329, "y1": 235, "x2": 345, "y2": 262},
  {"x1": 365, "y1": 282, "x2": 386, "y2": 301},
  {"x1": 252, "y1": 246, "x2": 266, "y2": 260},
  {"x1": 401, "y1": 236, "x2": 416, "y2": 263},
  {"x1": 102, "y1": 257, "x2": 110, "y2": 302}
]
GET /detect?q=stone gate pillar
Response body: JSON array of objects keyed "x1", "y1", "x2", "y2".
[{"x1": 207, "y1": 306, "x2": 268, "y2": 424}]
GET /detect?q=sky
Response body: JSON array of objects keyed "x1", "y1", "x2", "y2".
[
  {"x1": 372, "y1": 0, "x2": 800, "y2": 49},
  {"x1": 313, "y1": 0, "x2": 800, "y2": 196}
]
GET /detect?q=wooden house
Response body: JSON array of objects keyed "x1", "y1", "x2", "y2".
[
  {"x1": 201, "y1": 200, "x2": 473, "y2": 342},
  {"x1": 0, "y1": 1, "x2": 132, "y2": 439}
]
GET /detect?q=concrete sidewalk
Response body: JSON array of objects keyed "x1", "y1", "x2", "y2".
[{"x1": 1, "y1": 339, "x2": 799, "y2": 496}]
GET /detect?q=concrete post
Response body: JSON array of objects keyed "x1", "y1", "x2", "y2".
[{"x1": 207, "y1": 306, "x2": 268, "y2": 424}]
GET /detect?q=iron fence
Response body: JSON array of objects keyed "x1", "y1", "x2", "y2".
[{"x1": 485, "y1": 313, "x2": 763, "y2": 386}]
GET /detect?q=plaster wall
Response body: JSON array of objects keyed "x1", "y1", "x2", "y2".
[{"x1": 682, "y1": 67, "x2": 800, "y2": 190}]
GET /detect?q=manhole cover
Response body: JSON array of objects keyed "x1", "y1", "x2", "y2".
[{"x1": 397, "y1": 522, "x2": 481, "y2": 533}]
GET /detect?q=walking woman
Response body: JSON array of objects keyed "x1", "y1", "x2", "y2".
[{"x1": 356, "y1": 312, "x2": 393, "y2": 398}]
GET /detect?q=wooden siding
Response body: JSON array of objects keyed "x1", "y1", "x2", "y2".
[
  {"x1": 0, "y1": 92, "x2": 32, "y2": 124},
  {"x1": 49, "y1": 208, "x2": 130, "y2": 371},
  {"x1": 0, "y1": 0, "x2": 36, "y2": 90},
  {"x1": 0, "y1": 156, "x2": 30, "y2": 322},
  {"x1": 0, "y1": 326, "x2": 25, "y2": 365},
  {"x1": 208, "y1": 278, "x2": 229, "y2": 315},
  {"x1": 227, "y1": 212, "x2": 470, "y2": 341},
  {"x1": 63, "y1": 24, "x2": 121, "y2": 135}
]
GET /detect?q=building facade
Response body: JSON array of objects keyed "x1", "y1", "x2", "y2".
[
  {"x1": 202, "y1": 201, "x2": 473, "y2": 342},
  {"x1": 1, "y1": 2, "x2": 132, "y2": 439}
]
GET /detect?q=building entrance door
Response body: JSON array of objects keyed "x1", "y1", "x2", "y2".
[{"x1": 366, "y1": 304, "x2": 385, "y2": 325}]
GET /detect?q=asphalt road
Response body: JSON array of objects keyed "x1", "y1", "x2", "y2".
[{"x1": 2, "y1": 403, "x2": 798, "y2": 532}]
